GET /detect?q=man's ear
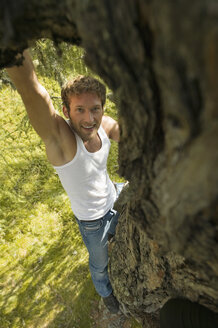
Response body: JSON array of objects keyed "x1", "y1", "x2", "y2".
[{"x1": 63, "y1": 106, "x2": 69, "y2": 118}]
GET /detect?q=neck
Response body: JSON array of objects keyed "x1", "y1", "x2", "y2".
[{"x1": 84, "y1": 132, "x2": 102, "y2": 153}]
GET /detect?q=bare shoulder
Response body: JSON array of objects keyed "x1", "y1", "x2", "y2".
[
  {"x1": 101, "y1": 115, "x2": 120, "y2": 142},
  {"x1": 102, "y1": 115, "x2": 116, "y2": 131}
]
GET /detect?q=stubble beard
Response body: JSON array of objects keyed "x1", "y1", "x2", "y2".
[{"x1": 69, "y1": 118, "x2": 98, "y2": 142}]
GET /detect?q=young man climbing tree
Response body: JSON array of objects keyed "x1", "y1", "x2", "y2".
[{"x1": 6, "y1": 50, "x2": 121, "y2": 314}]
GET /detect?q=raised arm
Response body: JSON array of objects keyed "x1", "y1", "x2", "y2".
[
  {"x1": 6, "y1": 50, "x2": 59, "y2": 142},
  {"x1": 6, "y1": 50, "x2": 76, "y2": 166}
]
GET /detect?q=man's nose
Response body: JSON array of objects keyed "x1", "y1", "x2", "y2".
[{"x1": 84, "y1": 110, "x2": 94, "y2": 123}]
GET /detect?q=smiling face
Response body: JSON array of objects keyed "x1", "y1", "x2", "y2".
[{"x1": 63, "y1": 93, "x2": 104, "y2": 142}]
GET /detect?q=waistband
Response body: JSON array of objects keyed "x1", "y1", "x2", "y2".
[{"x1": 75, "y1": 208, "x2": 116, "y2": 223}]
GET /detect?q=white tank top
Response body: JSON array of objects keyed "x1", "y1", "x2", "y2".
[{"x1": 53, "y1": 125, "x2": 116, "y2": 221}]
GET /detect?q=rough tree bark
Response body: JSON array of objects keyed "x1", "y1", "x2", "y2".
[{"x1": 1, "y1": 0, "x2": 217, "y2": 327}]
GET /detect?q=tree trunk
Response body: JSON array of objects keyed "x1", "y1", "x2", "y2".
[{"x1": 1, "y1": 0, "x2": 217, "y2": 326}]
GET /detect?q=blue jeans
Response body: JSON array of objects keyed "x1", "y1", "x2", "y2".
[
  {"x1": 76, "y1": 182, "x2": 124, "y2": 297},
  {"x1": 76, "y1": 208, "x2": 119, "y2": 297}
]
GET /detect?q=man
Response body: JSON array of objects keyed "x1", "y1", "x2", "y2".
[{"x1": 6, "y1": 50, "x2": 121, "y2": 313}]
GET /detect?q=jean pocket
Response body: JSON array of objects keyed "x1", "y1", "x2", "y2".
[{"x1": 81, "y1": 219, "x2": 103, "y2": 234}]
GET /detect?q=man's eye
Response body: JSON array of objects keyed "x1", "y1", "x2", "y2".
[
  {"x1": 77, "y1": 108, "x2": 83, "y2": 112},
  {"x1": 92, "y1": 107, "x2": 100, "y2": 112}
]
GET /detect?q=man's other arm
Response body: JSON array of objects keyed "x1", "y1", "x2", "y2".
[{"x1": 102, "y1": 115, "x2": 120, "y2": 142}]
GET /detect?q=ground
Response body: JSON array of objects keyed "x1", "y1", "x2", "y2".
[{"x1": 91, "y1": 299, "x2": 133, "y2": 328}]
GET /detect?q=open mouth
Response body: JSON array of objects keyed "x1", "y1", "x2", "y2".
[{"x1": 81, "y1": 125, "x2": 96, "y2": 131}]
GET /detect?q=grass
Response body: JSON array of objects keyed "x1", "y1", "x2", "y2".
[{"x1": 0, "y1": 75, "x2": 141, "y2": 327}]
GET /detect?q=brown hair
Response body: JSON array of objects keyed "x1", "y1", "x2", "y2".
[{"x1": 61, "y1": 75, "x2": 106, "y2": 110}]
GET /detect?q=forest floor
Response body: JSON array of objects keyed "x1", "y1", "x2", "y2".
[{"x1": 91, "y1": 298, "x2": 134, "y2": 328}]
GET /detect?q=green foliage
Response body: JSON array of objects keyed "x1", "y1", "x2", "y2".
[
  {"x1": 31, "y1": 39, "x2": 92, "y2": 86},
  {"x1": 0, "y1": 44, "x2": 139, "y2": 328}
]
